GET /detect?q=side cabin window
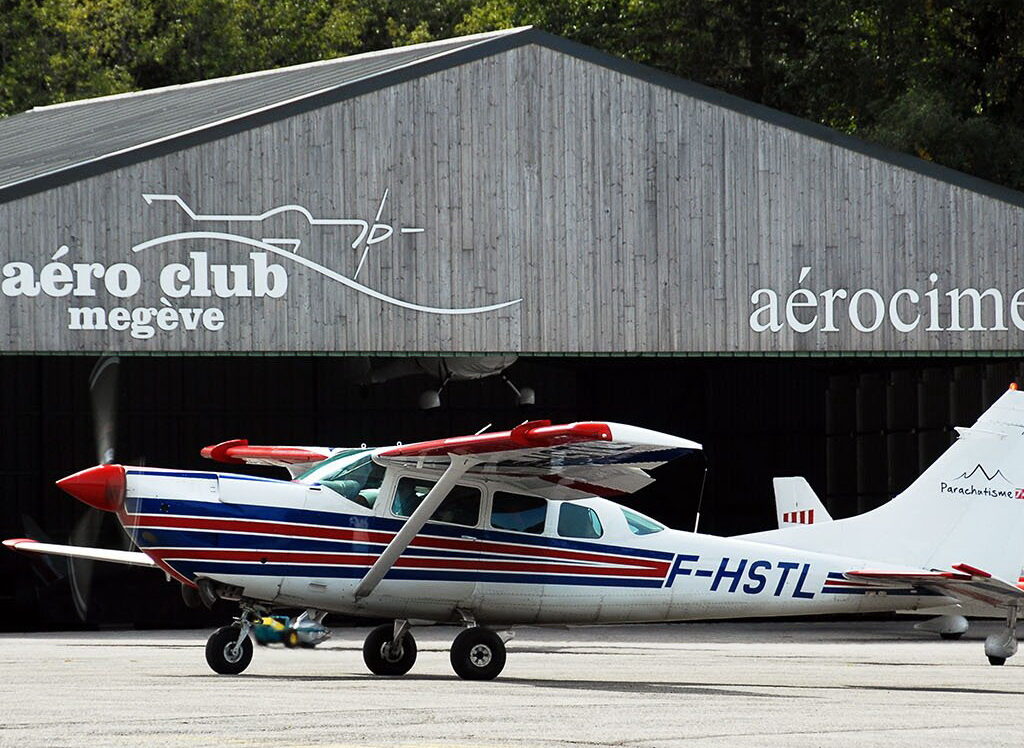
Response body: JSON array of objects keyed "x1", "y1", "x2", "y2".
[
  {"x1": 557, "y1": 503, "x2": 603, "y2": 539},
  {"x1": 621, "y1": 508, "x2": 665, "y2": 535},
  {"x1": 319, "y1": 456, "x2": 385, "y2": 509},
  {"x1": 490, "y1": 491, "x2": 547, "y2": 534},
  {"x1": 391, "y1": 477, "x2": 481, "y2": 527}
]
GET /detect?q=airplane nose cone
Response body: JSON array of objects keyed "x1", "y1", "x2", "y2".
[{"x1": 56, "y1": 464, "x2": 127, "y2": 512}]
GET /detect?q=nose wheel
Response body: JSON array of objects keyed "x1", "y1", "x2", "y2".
[
  {"x1": 450, "y1": 627, "x2": 507, "y2": 680},
  {"x1": 206, "y1": 624, "x2": 254, "y2": 675}
]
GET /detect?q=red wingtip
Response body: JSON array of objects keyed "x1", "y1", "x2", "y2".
[
  {"x1": 3, "y1": 538, "x2": 36, "y2": 550},
  {"x1": 56, "y1": 464, "x2": 126, "y2": 512},
  {"x1": 201, "y1": 439, "x2": 249, "y2": 464},
  {"x1": 951, "y1": 563, "x2": 992, "y2": 578}
]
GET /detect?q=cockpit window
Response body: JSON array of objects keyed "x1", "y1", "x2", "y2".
[
  {"x1": 318, "y1": 456, "x2": 385, "y2": 508},
  {"x1": 490, "y1": 492, "x2": 547, "y2": 534},
  {"x1": 391, "y1": 477, "x2": 481, "y2": 527},
  {"x1": 297, "y1": 449, "x2": 372, "y2": 482},
  {"x1": 621, "y1": 508, "x2": 665, "y2": 535},
  {"x1": 557, "y1": 503, "x2": 603, "y2": 539}
]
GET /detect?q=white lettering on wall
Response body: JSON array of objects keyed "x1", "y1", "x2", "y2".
[{"x1": 749, "y1": 266, "x2": 1022, "y2": 334}]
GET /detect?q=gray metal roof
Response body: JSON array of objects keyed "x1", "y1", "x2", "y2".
[
  {"x1": 2, "y1": 24, "x2": 1024, "y2": 208},
  {"x1": 0, "y1": 27, "x2": 529, "y2": 197}
]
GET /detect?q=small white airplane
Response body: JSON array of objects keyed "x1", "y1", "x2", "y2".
[{"x1": 7, "y1": 389, "x2": 1024, "y2": 679}]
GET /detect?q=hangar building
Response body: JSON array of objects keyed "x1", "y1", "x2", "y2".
[{"x1": 3, "y1": 27, "x2": 1023, "y2": 625}]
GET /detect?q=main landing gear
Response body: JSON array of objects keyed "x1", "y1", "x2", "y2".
[
  {"x1": 984, "y1": 607, "x2": 1018, "y2": 666},
  {"x1": 361, "y1": 619, "x2": 512, "y2": 680}
]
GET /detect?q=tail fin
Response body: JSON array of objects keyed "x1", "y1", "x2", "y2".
[
  {"x1": 745, "y1": 388, "x2": 1024, "y2": 582},
  {"x1": 773, "y1": 477, "x2": 832, "y2": 527}
]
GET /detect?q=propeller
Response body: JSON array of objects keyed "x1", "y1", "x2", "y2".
[{"x1": 68, "y1": 355, "x2": 132, "y2": 622}]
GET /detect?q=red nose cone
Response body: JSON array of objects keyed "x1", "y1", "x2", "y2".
[{"x1": 56, "y1": 464, "x2": 126, "y2": 512}]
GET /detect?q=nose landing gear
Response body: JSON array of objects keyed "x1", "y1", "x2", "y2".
[{"x1": 206, "y1": 605, "x2": 263, "y2": 675}]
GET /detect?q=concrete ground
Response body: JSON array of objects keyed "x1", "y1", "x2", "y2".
[{"x1": 1, "y1": 620, "x2": 1022, "y2": 747}]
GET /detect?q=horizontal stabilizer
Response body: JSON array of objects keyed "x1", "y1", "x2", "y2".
[
  {"x1": 3, "y1": 538, "x2": 156, "y2": 568},
  {"x1": 846, "y1": 563, "x2": 1024, "y2": 608},
  {"x1": 774, "y1": 477, "x2": 831, "y2": 528}
]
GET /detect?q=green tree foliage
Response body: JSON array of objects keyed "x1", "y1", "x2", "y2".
[{"x1": 2, "y1": 1, "x2": 1024, "y2": 190}]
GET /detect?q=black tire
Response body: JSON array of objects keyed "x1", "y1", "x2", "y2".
[
  {"x1": 940, "y1": 632, "x2": 964, "y2": 640},
  {"x1": 283, "y1": 628, "x2": 299, "y2": 649},
  {"x1": 450, "y1": 628, "x2": 506, "y2": 681},
  {"x1": 988, "y1": 655, "x2": 1007, "y2": 666},
  {"x1": 362, "y1": 623, "x2": 417, "y2": 676},
  {"x1": 206, "y1": 625, "x2": 254, "y2": 675}
]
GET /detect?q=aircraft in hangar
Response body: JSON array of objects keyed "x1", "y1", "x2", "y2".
[{"x1": 7, "y1": 391, "x2": 1024, "y2": 678}]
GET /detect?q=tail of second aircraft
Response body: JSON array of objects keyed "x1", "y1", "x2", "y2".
[
  {"x1": 773, "y1": 477, "x2": 832, "y2": 527},
  {"x1": 744, "y1": 387, "x2": 1024, "y2": 583}
]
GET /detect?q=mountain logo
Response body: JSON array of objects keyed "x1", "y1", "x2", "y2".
[{"x1": 953, "y1": 464, "x2": 1013, "y2": 485}]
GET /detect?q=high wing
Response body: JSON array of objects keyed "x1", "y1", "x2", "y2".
[
  {"x1": 374, "y1": 420, "x2": 701, "y2": 500},
  {"x1": 201, "y1": 439, "x2": 335, "y2": 478},
  {"x1": 845, "y1": 563, "x2": 1024, "y2": 607},
  {"x1": 3, "y1": 538, "x2": 156, "y2": 568}
]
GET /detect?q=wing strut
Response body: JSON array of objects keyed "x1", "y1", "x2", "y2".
[{"x1": 354, "y1": 454, "x2": 478, "y2": 601}]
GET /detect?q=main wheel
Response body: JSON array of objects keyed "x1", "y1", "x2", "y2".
[
  {"x1": 940, "y1": 631, "x2": 964, "y2": 641},
  {"x1": 988, "y1": 655, "x2": 1007, "y2": 666},
  {"x1": 450, "y1": 628, "x2": 506, "y2": 681},
  {"x1": 363, "y1": 623, "x2": 417, "y2": 676},
  {"x1": 206, "y1": 625, "x2": 254, "y2": 675}
]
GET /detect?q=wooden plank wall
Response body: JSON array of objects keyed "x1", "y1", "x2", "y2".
[{"x1": 2, "y1": 44, "x2": 1023, "y2": 353}]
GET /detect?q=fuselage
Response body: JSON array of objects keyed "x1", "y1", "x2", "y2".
[{"x1": 118, "y1": 459, "x2": 945, "y2": 625}]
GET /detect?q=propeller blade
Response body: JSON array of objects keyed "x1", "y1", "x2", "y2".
[
  {"x1": 71, "y1": 356, "x2": 130, "y2": 622},
  {"x1": 68, "y1": 509, "x2": 102, "y2": 621},
  {"x1": 89, "y1": 356, "x2": 119, "y2": 465}
]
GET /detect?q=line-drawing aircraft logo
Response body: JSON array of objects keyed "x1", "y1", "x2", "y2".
[{"x1": 133, "y1": 191, "x2": 522, "y2": 316}]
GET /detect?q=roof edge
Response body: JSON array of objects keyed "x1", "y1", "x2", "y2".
[
  {"x1": 31, "y1": 26, "x2": 532, "y2": 113},
  {"x1": 0, "y1": 26, "x2": 536, "y2": 203}
]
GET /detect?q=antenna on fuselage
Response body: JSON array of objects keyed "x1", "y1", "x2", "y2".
[
  {"x1": 474, "y1": 423, "x2": 493, "y2": 435},
  {"x1": 692, "y1": 466, "x2": 709, "y2": 533}
]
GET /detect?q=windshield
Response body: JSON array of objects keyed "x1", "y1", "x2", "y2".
[
  {"x1": 314, "y1": 454, "x2": 385, "y2": 508},
  {"x1": 297, "y1": 449, "x2": 372, "y2": 483}
]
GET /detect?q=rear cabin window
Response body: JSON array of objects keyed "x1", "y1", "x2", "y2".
[
  {"x1": 490, "y1": 492, "x2": 547, "y2": 534},
  {"x1": 621, "y1": 508, "x2": 665, "y2": 535},
  {"x1": 319, "y1": 457, "x2": 385, "y2": 508},
  {"x1": 391, "y1": 477, "x2": 481, "y2": 527},
  {"x1": 558, "y1": 503, "x2": 603, "y2": 539}
]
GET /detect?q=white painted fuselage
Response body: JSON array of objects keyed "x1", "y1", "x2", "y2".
[{"x1": 120, "y1": 466, "x2": 941, "y2": 625}]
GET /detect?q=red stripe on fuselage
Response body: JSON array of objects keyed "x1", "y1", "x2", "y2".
[
  {"x1": 147, "y1": 548, "x2": 666, "y2": 577},
  {"x1": 127, "y1": 513, "x2": 668, "y2": 570}
]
